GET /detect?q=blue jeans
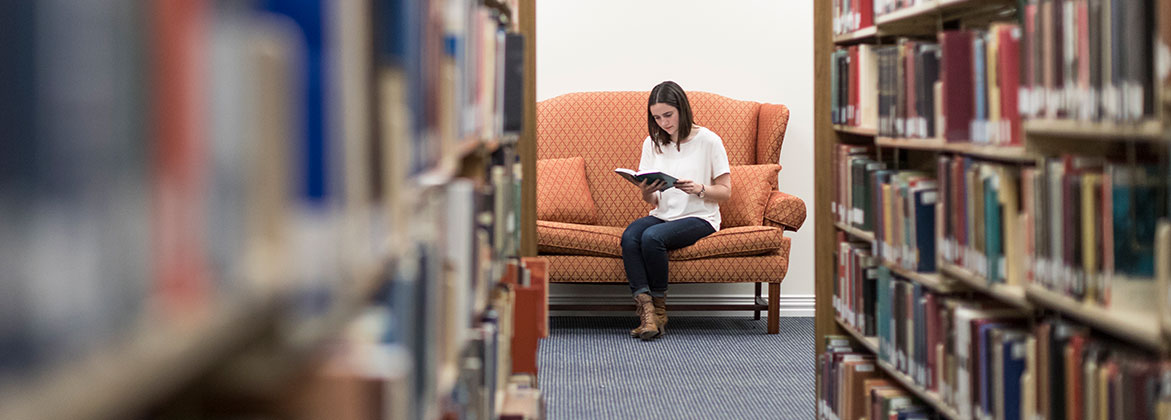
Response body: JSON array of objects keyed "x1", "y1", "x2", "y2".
[{"x1": 621, "y1": 216, "x2": 715, "y2": 297}]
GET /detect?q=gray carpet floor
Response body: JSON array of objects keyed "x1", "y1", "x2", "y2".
[{"x1": 537, "y1": 316, "x2": 815, "y2": 420}]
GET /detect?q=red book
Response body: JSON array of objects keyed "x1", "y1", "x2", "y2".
[
  {"x1": 507, "y1": 258, "x2": 550, "y2": 375},
  {"x1": 952, "y1": 158, "x2": 967, "y2": 266},
  {"x1": 941, "y1": 30, "x2": 975, "y2": 142},
  {"x1": 153, "y1": 0, "x2": 211, "y2": 311},
  {"x1": 858, "y1": 0, "x2": 874, "y2": 29},
  {"x1": 995, "y1": 24, "x2": 1023, "y2": 146}
]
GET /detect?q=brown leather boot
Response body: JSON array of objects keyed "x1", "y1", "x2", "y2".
[
  {"x1": 652, "y1": 295, "x2": 667, "y2": 334},
  {"x1": 629, "y1": 300, "x2": 646, "y2": 338},
  {"x1": 634, "y1": 293, "x2": 660, "y2": 340}
]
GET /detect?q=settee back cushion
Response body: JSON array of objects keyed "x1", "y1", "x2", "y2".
[{"x1": 538, "y1": 91, "x2": 768, "y2": 227}]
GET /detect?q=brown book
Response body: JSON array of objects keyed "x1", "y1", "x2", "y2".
[
  {"x1": 1066, "y1": 334, "x2": 1088, "y2": 420},
  {"x1": 843, "y1": 359, "x2": 882, "y2": 420}
]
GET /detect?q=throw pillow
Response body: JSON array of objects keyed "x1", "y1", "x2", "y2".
[
  {"x1": 720, "y1": 164, "x2": 781, "y2": 227},
  {"x1": 536, "y1": 156, "x2": 599, "y2": 224}
]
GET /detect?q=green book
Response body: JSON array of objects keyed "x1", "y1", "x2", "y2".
[{"x1": 614, "y1": 168, "x2": 677, "y2": 191}]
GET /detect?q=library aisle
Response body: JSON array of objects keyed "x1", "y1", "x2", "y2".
[
  {"x1": 816, "y1": 0, "x2": 1171, "y2": 419},
  {"x1": 0, "y1": 0, "x2": 546, "y2": 419}
]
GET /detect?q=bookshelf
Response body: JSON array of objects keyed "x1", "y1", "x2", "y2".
[
  {"x1": 1024, "y1": 284, "x2": 1166, "y2": 351},
  {"x1": 939, "y1": 263, "x2": 1032, "y2": 310},
  {"x1": 834, "y1": 26, "x2": 879, "y2": 44},
  {"x1": 0, "y1": 0, "x2": 544, "y2": 419},
  {"x1": 818, "y1": 0, "x2": 1171, "y2": 418},
  {"x1": 835, "y1": 124, "x2": 880, "y2": 137},
  {"x1": 0, "y1": 294, "x2": 281, "y2": 420},
  {"x1": 875, "y1": 137, "x2": 1038, "y2": 163},
  {"x1": 1023, "y1": 119, "x2": 1167, "y2": 142},
  {"x1": 835, "y1": 221, "x2": 877, "y2": 243},
  {"x1": 836, "y1": 317, "x2": 881, "y2": 354}
]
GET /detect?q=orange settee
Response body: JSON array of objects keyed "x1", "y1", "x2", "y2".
[{"x1": 535, "y1": 91, "x2": 806, "y2": 333}]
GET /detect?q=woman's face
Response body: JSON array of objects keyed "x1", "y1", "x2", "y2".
[{"x1": 649, "y1": 103, "x2": 679, "y2": 139}]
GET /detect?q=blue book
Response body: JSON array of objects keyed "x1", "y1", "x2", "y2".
[
  {"x1": 1111, "y1": 164, "x2": 1161, "y2": 277},
  {"x1": 262, "y1": 0, "x2": 331, "y2": 202},
  {"x1": 977, "y1": 322, "x2": 1009, "y2": 420},
  {"x1": 895, "y1": 406, "x2": 931, "y2": 420},
  {"x1": 1000, "y1": 332, "x2": 1027, "y2": 420},
  {"x1": 913, "y1": 186, "x2": 938, "y2": 272}
]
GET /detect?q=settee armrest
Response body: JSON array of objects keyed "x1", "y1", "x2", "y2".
[{"x1": 763, "y1": 191, "x2": 806, "y2": 231}]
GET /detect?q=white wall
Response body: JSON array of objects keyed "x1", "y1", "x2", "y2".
[{"x1": 537, "y1": 0, "x2": 815, "y2": 312}]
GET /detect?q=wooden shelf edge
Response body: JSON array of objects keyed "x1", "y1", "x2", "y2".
[
  {"x1": 883, "y1": 259, "x2": 958, "y2": 293},
  {"x1": 1024, "y1": 119, "x2": 1167, "y2": 141},
  {"x1": 875, "y1": 0, "x2": 940, "y2": 26},
  {"x1": 1025, "y1": 284, "x2": 1167, "y2": 351},
  {"x1": 874, "y1": 360, "x2": 962, "y2": 420},
  {"x1": 939, "y1": 263, "x2": 1032, "y2": 310},
  {"x1": 876, "y1": 137, "x2": 1037, "y2": 162},
  {"x1": 833, "y1": 26, "x2": 878, "y2": 44},
  {"x1": 834, "y1": 222, "x2": 876, "y2": 242},
  {"x1": 876, "y1": 136, "x2": 947, "y2": 151},
  {"x1": 834, "y1": 125, "x2": 878, "y2": 137},
  {"x1": 834, "y1": 317, "x2": 880, "y2": 354},
  {"x1": 0, "y1": 291, "x2": 283, "y2": 420}
]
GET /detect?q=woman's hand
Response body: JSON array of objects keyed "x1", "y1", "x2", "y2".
[
  {"x1": 638, "y1": 179, "x2": 665, "y2": 196},
  {"x1": 674, "y1": 179, "x2": 703, "y2": 195}
]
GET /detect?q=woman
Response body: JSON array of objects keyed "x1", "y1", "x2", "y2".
[{"x1": 623, "y1": 81, "x2": 731, "y2": 340}]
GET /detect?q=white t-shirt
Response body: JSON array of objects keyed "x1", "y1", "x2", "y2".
[{"x1": 638, "y1": 126, "x2": 731, "y2": 231}]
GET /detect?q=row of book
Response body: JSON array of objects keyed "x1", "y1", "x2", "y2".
[
  {"x1": 0, "y1": 0, "x2": 348, "y2": 378},
  {"x1": 834, "y1": 142, "x2": 1170, "y2": 309},
  {"x1": 833, "y1": 0, "x2": 876, "y2": 36},
  {"x1": 835, "y1": 238, "x2": 881, "y2": 338},
  {"x1": 832, "y1": 263, "x2": 1171, "y2": 420},
  {"x1": 261, "y1": 249, "x2": 542, "y2": 420},
  {"x1": 380, "y1": 0, "x2": 525, "y2": 178},
  {"x1": 936, "y1": 154, "x2": 1168, "y2": 308},
  {"x1": 821, "y1": 337, "x2": 942, "y2": 420},
  {"x1": 832, "y1": 25, "x2": 1025, "y2": 147},
  {"x1": 835, "y1": 0, "x2": 953, "y2": 38},
  {"x1": 835, "y1": 0, "x2": 1167, "y2": 131},
  {"x1": 0, "y1": 0, "x2": 536, "y2": 417},
  {"x1": 834, "y1": 145, "x2": 938, "y2": 273},
  {"x1": 1019, "y1": 0, "x2": 1158, "y2": 122}
]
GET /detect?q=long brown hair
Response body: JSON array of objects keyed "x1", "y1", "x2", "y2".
[{"x1": 647, "y1": 81, "x2": 694, "y2": 153}]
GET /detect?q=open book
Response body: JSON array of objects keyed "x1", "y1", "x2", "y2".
[{"x1": 614, "y1": 168, "x2": 677, "y2": 191}]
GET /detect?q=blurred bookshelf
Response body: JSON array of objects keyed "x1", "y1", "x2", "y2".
[
  {"x1": 818, "y1": 0, "x2": 1171, "y2": 418},
  {"x1": 939, "y1": 263, "x2": 1032, "y2": 310},
  {"x1": 0, "y1": 0, "x2": 546, "y2": 419}
]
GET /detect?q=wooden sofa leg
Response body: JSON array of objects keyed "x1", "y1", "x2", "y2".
[
  {"x1": 754, "y1": 282, "x2": 762, "y2": 320},
  {"x1": 768, "y1": 283, "x2": 780, "y2": 334}
]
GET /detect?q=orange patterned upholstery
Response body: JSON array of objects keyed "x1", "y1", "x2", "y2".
[
  {"x1": 543, "y1": 240, "x2": 791, "y2": 284},
  {"x1": 537, "y1": 221, "x2": 786, "y2": 260},
  {"x1": 536, "y1": 156, "x2": 599, "y2": 224},
  {"x1": 536, "y1": 91, "x2": 805, "y2": 289},
  {"x1": 720, "y1": 164, "x2": 781, "y2": 227},
  {"x1": 764, "y1": 191, "x2": 807, "y2": 231},
  {"x1": 667, "y1": 225, "x2": 786, "y2": 260},
  {"x1": 536, "y1": 221, "x2": 622, "y2": 258}
]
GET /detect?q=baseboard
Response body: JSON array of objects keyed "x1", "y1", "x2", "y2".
[{"x1": 549, "y1": 294, "x2": 815, "y2": 317}]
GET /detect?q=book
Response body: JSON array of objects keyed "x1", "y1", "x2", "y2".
[{"x1": 613, "y1": 168, "x2": 677, "y2": 191}]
